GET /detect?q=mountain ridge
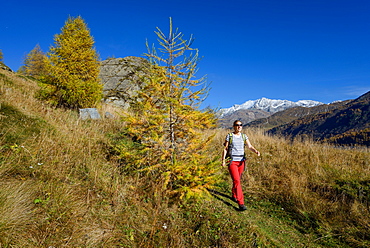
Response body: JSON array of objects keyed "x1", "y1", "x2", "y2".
[
  {"x1": 245, "y1": 100, "x2": 350, "y2": 130},
  {"x1": 218, "y1": 97, "x2": 325, "y2": 128},
  {"x1": 219, "y1": 97, "x2": 324, "y2": 117},
  {"x1": 268, "y1": 91, "x2": 370, "y2": 146}
]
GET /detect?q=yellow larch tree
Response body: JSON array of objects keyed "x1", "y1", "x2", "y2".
[
  {"x1": 38, "y1": 16, "x2": 102, "y2": 109},
  {"x1": 18, "y1": 44, "x2": 48, "y2": 79},
  {"x1": 115, "y1": 19, "x2": 220, "y2": 200}
]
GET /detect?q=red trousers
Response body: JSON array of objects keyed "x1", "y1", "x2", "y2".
[{"x1": 228, "y1": 160, "x2": 245, "y2": 205}]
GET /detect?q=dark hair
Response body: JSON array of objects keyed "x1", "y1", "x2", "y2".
[{"x1": 233, "y1": 120, "x2": 242, "y2": 126}]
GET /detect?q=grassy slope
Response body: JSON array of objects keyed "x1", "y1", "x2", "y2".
[{"x1": 1, "y1": 69, "x2": 369, "y2": 247}]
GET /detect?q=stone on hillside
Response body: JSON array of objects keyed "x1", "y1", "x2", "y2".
[
  {"x1": 104, "y1": 111, "x2": 114, "y2": 119},
  {"x1": 0, "y1": 62, "x2": 13, "y2": 72},
  {"x1": 79, "y1": 108, "x2": 101, "y2": 120},
  {"x1": 99, "y1": 56, "x2": 150, "y2": 108}
]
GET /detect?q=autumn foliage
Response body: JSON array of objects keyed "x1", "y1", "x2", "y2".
[
  {"x1": 18, "y1": 44, "x2": 48, "y2": 79},
  {"x1": 114, "y1": 19, "x2": 220, "y2": 200},
  {"x1": 38, "y1": 16, "x2": 102, "y2": 109}
]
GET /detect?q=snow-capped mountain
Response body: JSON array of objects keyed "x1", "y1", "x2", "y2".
[{"x1": 219, "y1": 97, "x2": 323, "y2": 117}]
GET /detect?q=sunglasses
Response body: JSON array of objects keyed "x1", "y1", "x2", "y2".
[{"x1": 234, "y1": 124, "x2": 243, "y2": 127}]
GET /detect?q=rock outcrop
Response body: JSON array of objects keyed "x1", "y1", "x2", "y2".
[
  {"x1": 0, "y1": 62, "x2": 13, "y2": 72},
  {"x1": 99, "y1": 56, "x2": 150, "y2": 108},
  {"x1": 79, "y1": 108, "x2": 101, "y2": 120}
]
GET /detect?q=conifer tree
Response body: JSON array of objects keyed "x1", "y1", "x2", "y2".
[
  {"x1": 18, "y1": 44, "x2": 48, "y2": 79},
  {"x1": 117, "y1": 19, "x2": 220, "y2": 200},
  {"x1": 0, "y1": 49, "x2": 3, "y2": 62},
  {"x1": 146, "y1": 17, "x2": 211, "y2": 163},
  {"x1": 39, "y1": 16, "x2": 102, "y2": 109}
]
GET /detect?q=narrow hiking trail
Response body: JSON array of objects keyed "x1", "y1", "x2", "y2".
[
  {"x1": 210, "y1": 190, "x2": 322, "y2": 247},
  {"x1": 245, "y1": 203, "x2": 318, "y2": 247}
]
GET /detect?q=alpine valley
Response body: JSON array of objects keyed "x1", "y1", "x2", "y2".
[
  {"x1": 219, "y1": 93, "x2": 370, "y2": 146},
  {"x1": 218, "y1": 97, "x2": 324, "y2": 127}
]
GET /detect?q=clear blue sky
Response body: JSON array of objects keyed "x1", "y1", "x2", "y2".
[{"x1": 1, "y1": 0, "x2": 370, "y2": 109}]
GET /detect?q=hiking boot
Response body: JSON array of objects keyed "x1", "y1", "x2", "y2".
[{"x1": 239, "y1": 204, "x2": 247, "y2": 211}]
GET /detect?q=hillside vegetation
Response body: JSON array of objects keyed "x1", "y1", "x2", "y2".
[
  {"x1": 246, "y1": 100, "x2": 349, "y2": 130},
  {"x1": 268, "y1": 92, "x2": 370, "y2": 146},
  {"x1": 1, "y1": 69, "x2": 369, "y2": 247}
]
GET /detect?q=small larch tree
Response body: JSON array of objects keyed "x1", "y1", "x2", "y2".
[
  {"x1": 116, "y1": 18, "x2": 220, "y2": 200},
  {"x1": 39, "y1": 16, "x2": 102, "y2": 109},
  {"x1": 145, "y1": 17, "x2": 212, "y2": 163},
  {"x1": 18, "y1": 44, "x2": 48, "y2": 79}
]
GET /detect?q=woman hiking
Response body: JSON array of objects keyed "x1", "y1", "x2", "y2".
[{"x1": 221, "y1": 120, "x2": 261, "y2": 211}]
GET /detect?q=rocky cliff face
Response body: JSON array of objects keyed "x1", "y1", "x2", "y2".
[{"x1": 99, "y1": 56, "x2": 150, "y2": 108}]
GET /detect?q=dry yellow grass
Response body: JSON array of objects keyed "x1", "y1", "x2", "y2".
[
  {"x1": 1, "y1": 70, "x2": 126, "y2": 246},
  {"x1": 1, "y1": 69, "x2": 369, "y2": 247},
  {"x1": 238, "y1": 128, "x2": 369, "y2": 245},
  {"x1": 213, "y1": 125, "x2": 369, "y2": 246}
]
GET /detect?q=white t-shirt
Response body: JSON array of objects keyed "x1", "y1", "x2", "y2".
[{"x1": 225, "y1": 133, "x2": 248, "y2": 161}]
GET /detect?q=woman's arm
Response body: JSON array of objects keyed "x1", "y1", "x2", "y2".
[
  {"x1": 245, "y1": 139, "x2": 261, "y2": 156},
  {"x1": 221, "y1": 141, "x2": 229, "y2": 166}
]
